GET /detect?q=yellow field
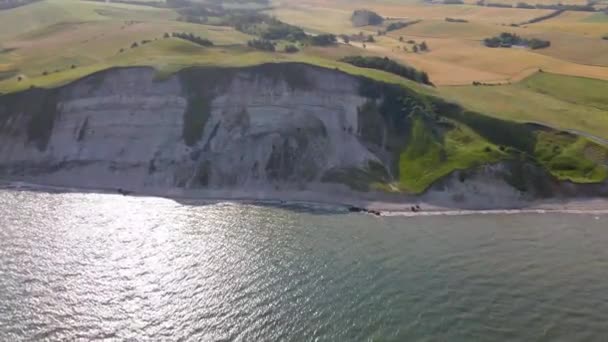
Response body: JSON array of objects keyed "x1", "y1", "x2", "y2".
[
  {"x1": 529, "y1": 11, "x2": 608, "y2": 37},
  {"x1": 274, "y1": 0, "x2": 608, "y2": 85}
]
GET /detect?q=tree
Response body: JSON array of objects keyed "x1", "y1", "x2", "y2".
[
  {"x1": 413, "y1": 45, "x2": 418, "y2": 52},
  {"x1": 309, "y1": 34, "x2": 337, "y2": 46},
  {"x1": 247, "y1": 39, "x2": 276, "y2": 51},
  {"x1": 419, "y1": 41, "x2": 428, "y2": 51},
  {"x1": 366, "y1": 35, "x2": 375, "y2": 43},
  {"x1": 399, "y1": 36, "x2": 404, "y2": 42},
  {"x1": 342, "y1": 35, "x2": 350, "y2": 44},
  {"x1": 284, "y1": 44, "x2": 299, "y2": 53},
  {"x1": 164, "y1": 32, "x2": 170, "y2": 38},
  {"x1": 363, "y1": 43, "x2": 367, "y2": 49},
  {"x1": 131, "y1": 42, "x2": 139, "y2": 48}
]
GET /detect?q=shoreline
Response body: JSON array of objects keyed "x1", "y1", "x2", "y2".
[{"x1": 2, "y1": 180, "x2": 608, "y2": 216}]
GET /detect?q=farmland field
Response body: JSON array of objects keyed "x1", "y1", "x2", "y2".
[{"x1": 439, "y1": 72, "x2": 608, "y2": 140}]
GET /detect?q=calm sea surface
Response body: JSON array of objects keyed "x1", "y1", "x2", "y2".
[{"x1": 1, "y1": 189, "x2": 607, "y2": 341}]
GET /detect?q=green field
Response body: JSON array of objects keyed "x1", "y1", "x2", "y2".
[{"x1": 439, "y1": 72, "x2": 608, "y2": 140}]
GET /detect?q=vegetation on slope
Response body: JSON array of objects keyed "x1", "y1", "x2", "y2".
[
  {"x1": 341, "y1": 56, "x2": 431, "y2": 85},
  {"x1": 398, "y1": 117, "x2": 505, "y2": 193},
  {"x1": 535, "y1": 131, "x2": 607, "y2": 183}
]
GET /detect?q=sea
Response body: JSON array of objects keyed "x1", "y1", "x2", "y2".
[{"x1": 1, "y1": 189, "x2": 607, "y2": 341}]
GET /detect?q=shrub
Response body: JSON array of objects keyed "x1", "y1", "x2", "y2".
[
  {"x1": 520, "y1": 9, "x2": 564, "y2": 25},
  {"x1": 171, "y1": 32, "x2": 213, "y2": 47},
  {"x1": 385, "y1": 20, "x2": 421, "y2": 32},
  {"x1": 131, "y1": 42, "x2": 139, "y2": 48},
  {"x1": 310, "y1": 34, "x2": 337, "y2": 46},
  {"x1": 247, "y1": 39, "x2": 275, "y2": 51},
  {"x1": 284, "y1": 44, "x2": 299, "y2": 53},
  {"x1": 528, "y1": 38, "x2": 551, "y2": 49},
  {"x1": 535, "y1": 3, "x2": 595, "y2": 11},
  {"x1": 485, "y1": 2, "x2": 512, "y2": 7},
  {"x1": 445, "y1": 17, "x2": 468, "y2": 23},
  {"x1": 516, "y1": 2, "x2": 535, "y2": 8}
]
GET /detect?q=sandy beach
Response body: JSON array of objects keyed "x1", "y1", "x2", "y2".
[{"x1": 2, "y1": 179, "x2": 608, "y2": 216}]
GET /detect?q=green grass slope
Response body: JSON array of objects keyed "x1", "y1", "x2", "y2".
[{"x1": 439, "y1": 72, "x2": 608, "y2": 140}]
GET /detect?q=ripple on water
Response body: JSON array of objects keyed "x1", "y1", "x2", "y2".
[{"x1": 1, "y1": 190, "x2": 608, "y2": 341}]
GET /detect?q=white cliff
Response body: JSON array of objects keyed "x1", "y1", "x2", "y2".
[{"x1": 0, "y1": 65, "x2": 381, "y2": 191}]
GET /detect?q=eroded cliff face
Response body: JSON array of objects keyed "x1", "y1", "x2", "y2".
[
  {"x1": 0, "y1": 64, "x2": 386, "y2": 191},
  {"x1": 0, "y1": 63, "x2": 605, "y2": 206}
]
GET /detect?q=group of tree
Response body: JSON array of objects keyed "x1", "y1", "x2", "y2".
[
  {"x1": 483, "y1": 32, "x2": 550, "y2": 49},
  {"x1": 472, "y1": 81, "x2": 510, "y2": 86},
  {"x1": 385, "y1": 20, "x2": 421, "y2": 32},
  {"x1": 174, "y1": 1, "x2": 223, "y2": 24},
  {"x1": 260, "y1": 20, "x2": 307, "y2": 41},
  {"x1": 535, "y1": 3, "x2": 596, "y2": 11},
  {"x1": 309, "y1": 34, "x2": 338, "y2": 46},
  {"x1": 170, "y1": 32, "x2": 214, "y2": 47},
  {"x1": 247, "y1": 39, "x2": 276, "y2": 51},
  {"x1": 351, "y1": 9, "x2": 384, "y2": 27},
  {"x1": 396, "y1": 38, "x2": 428, "y2": 52},
  {"x1": 224, "y1": 13, "x2": 308, "y2": 42},
  {"x1": 283, "y1": 44, "x2": 299, "y2": 53},
  {"x1": 519, "y1": 9, "x2": 564, "y2": 25},
  {"x1": 340, "y1": 32, "x2": 374, "y2": 44},
  {"x1": 341, "y1": 56, "x2": 432, "y2": 85},
  {"x1": 443, "y1": 0, "x2": 464, "y2": 4},
  {"x1": 484, "y1": 2, "x2": 512, "y2": 8},
  {"x1": 445, "y1": 17, "x2": 468, "y2": 23},
  {"x1": 476, "y1": 0, "x2": 597, "y2": 11}
]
